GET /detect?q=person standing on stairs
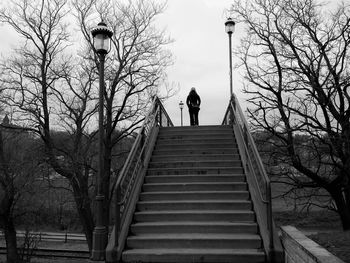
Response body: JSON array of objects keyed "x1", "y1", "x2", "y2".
[{"x1": 186, "y1": 87, "x2": 201, "y2": 126}]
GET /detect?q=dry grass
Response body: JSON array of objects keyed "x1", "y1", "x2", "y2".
[
  {"x1": 273, "y1": 209, "x2": 342, "y2": 229},
  {"x1": 309, "y1": 231, "x2": 350, "y2": 263}
]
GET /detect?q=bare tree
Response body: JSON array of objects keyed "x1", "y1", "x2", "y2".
[
  {"x1": 0, "y1": 0, "x2": 99, "y2": 250},
  {"x1": 0, "y1": 0, "x2": 173, "y2": 252},
  {"x1": 0, "y1": 119, "x2": 41, "y2": 263},
  {"x1": 73, "y1": 0, "x2": 173, "y2": 226},
  {"x1": 231, "y1": 0, "x2": 350, "y2": 229}
]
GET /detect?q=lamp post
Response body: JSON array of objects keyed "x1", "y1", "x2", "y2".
[
  {"x1": 179, "y1": 101, "x2": 184, "y2": 126},
  {"x1": 91, "y1": 21, "x2": 113, "y2": 261},
  {"x1": 225, "y1": 18, "x2": 236, "y2": 98}
]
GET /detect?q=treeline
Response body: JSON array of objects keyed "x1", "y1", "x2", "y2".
[
  {"x1": 0, "y1": 0, "x2": 173, "y2": 262},
  {"x1": 0, "y1": 122, "x2": 134, "y2": 232}
]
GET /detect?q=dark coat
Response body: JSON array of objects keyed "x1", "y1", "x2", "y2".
[{"x1": 186, "y1": 90, "x2": 201, "y2": 110}]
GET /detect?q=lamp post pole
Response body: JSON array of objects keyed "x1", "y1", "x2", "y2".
[
  {"x1": 91, "y1": 21, "x2": 113, "y2": 261},
  {"x1": 179, "y1": 101, "x2": 184, "y2": 126},
  {"x1": 228, "y1": 32, "x2": 233, "y2": 97},
  {"x1": 225, "y1": 18, "x2": 236, "y2": 98}
]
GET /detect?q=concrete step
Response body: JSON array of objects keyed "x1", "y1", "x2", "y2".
[
  {"x1": 154, "y1": 142, "x2": 238, "y2": 150},
  {"x1": 152, "y1": 148, "x2": 240, "y2": 156},
  {"x1": 142, "y1": 182, "x2": 247, "y2": 192},
  {"x1": 159, "y1": 125, "x2": 232, "y2": 132},
  {"x1": 147, "y1": 166, "x2": 244, "y2": 175},
  {"x1": 144, "y1": 174, "x2": 245, "y2": 184},
  {"x1": 137, "y1": 200, "x2": 252, "y2": 211},
  {"x1": 139, "y1": 191, "x2": 250, "y2": 201},
  {"x1": 149, "y1": 160, "x2": 242, "y2": 169},
  {"x1": 122, "y1": 248, "x2": 266, "y2": 263},
  {"x1": 158, "y1": 131, "x2": 234, "y2": 138},
  {"x1": 130, "y1": 221, "x2": 258, "y2": 235},
  {"x1": 157, "y1": 133, "x2": 234, "y2": 141},
  {"x1": 126, "y1": 233, "x2": 262, "y2": 249},
  {"x1": 134, "y1": 210, "x2": 255, "y2": 222},
  {"x1": 119, "y1": 124, "x2": 266, "y2": 263},
  {"x1": 151, "y1": 154, "x2": 241, "y2": 162},
  {"x1": 156, "y1": 138, "x2": 236, "y2": 146},
  {"x1": 158, "y1": 132, "x2": 234, "y2": 139}
]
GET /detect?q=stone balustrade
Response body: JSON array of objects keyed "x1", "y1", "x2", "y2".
[{"x1": 280, "y1": 225, "x2": 345, "y2": 263}]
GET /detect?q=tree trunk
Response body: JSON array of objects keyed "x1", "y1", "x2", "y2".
[
  {"x1": 0, "y1": 130, "x2": 19, "y2": 262},
  {"x1": 3, "y1": 217, "x2": 20, "y2": 263},
  {"x1": 71, "y1": 180, "x2": 95, "y2": 251},
  {"x1": 331, "y1": 188, "x2": 350, "y2": 230}
]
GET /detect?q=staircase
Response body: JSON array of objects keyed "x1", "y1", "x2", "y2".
[{"x1": 122, "y1": 125, "x2": 266, "y2": 263}]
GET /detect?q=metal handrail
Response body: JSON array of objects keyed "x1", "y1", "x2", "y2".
[
  {"x1": 225, "y1": 100, "x2": 270, "y2": 203},
  {"x1": 106, "y1": 96, "x2": 173, "y2": 261},
  {"x1": 222, "y1": 95, "x2": 274, "y2": 259},
  {"x1": 115, "y1": 96, "x2": 160, "y2": 190}
]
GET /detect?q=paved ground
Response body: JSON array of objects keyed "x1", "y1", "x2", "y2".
[{"x1": 0, "y1": 256, "x2": 87, "y2": 263}]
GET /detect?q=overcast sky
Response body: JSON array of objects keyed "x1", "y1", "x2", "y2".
[
  {"x1": 157, "y1": 0, "x2": 344, "y2": 126},
  {"x1": 0, "y1": 0, "x2": 344, "y2": 127},
  {"x1": 157, "y1": 0, "x2": 243, "y2": 126},
  {"x1": 0, "y1": 0, "x2": 239, "y2": 127}
]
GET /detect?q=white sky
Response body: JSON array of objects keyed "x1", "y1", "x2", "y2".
[
  {"x1": 157, "y1": 0, "x2": 343, "y2": 126},
  {"x1": 0, "y1": 0, "x2": 239, "y2": 127},
  {"x1": 0, "y1": 0, "x2": 343, "y2": 126},
  {"x1": 0, "y1": 0, "x2": 344, "y2": 126},
  {"x1": 157, "y1": 0, "x2": 243, "y2": 126},
  {"x1": 5, "y1": 0, "x2": 341, "y2": 127}
]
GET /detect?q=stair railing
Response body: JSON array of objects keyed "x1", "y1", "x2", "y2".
[
  {"x1": 106, "y1": 96, "x2": 173, "y2": 262},
  {"x1": 222, "y1": 95, "x2": 282, "y2": 263}
]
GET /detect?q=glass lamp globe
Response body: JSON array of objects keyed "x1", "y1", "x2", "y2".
[
  {"x1": 225, "y1": 18, "x2": 236, "y2": 34},
  {"x1": 91, "y1": 21, "x2": 113, "y2": 54}
]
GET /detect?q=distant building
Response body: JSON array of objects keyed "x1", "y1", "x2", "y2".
[{"x1": 1, "y1": 114, "x2": 27, "y2": 134}]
